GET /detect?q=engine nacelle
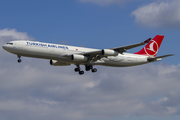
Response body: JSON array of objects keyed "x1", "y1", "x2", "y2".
[
  {"x1": 71, "y1": 54, "x2": 88, "y2": 61},
  {"x1": 50, "y1": 60, "x2": 70, "y2": 66},
  {"x1": 102, "y1": 49, "x2": 118, "y2": 56}
]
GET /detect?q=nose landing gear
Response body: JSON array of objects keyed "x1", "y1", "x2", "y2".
[
  {"x1": 17, "y1": 55, "x2": 22, "y2": 63},
  {"x1": 18, "y1": 59, "x2": 22, "y2": 63}
]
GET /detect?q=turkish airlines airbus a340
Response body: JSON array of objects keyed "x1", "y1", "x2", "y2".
[{"x1": 2, "y1": 35, "x2": 173, "y2": 75}]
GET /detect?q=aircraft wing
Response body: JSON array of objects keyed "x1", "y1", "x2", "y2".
[
  {"x1": 61, "y1": 38, "x2": 152, "y2": 62},
  {"x1": 84, "y1": 38, "x2": 151, "y2": 55},
  {"x1": 81, "y1": 38, "x2": 152, "y2": 62},
  {"x1": 109, "y1": 38, "x2": 151, "y2": 53}
]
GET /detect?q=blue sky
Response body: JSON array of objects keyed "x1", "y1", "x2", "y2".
[
  {"x1": 0, "y1": 0, "x2": 180, "y2": 120},
  {"x1": 0, "y1": 0, "x2": 177, "y2": 63}
]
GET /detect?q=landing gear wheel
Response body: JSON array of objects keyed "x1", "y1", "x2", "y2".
[
  {"x1": 74, "y1": 68, "x2": 80, "y2": 72},
  {"x1": 18, "y1": 59, "x2": 22, "y2": 63},
  {"x1": 92, "y1": 68, "x2": 97, "y2": 73},
  {"x1": 86, "y1": 67, "x2": 90, "y2": 71},
  {"x1": 17, "y1": 55, "x2": 22, "y2": 63},
  {"x1": 79, "y1": 71, "x2": 84, "y2": 75},
  {"x1": 85, "y1": 65, "x2": 92, "y2": 71}
]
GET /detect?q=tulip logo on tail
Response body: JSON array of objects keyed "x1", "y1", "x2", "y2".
[
  {"x1": 134, "y1": 35, "x2": 164, "y2": 57},
  {"x1": 144, "y1": 40, "x2": 158, "y2": 56}
]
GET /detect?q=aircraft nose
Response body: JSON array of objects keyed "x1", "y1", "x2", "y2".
[
  {"x1": 2, "y1": 44, "x2": 8, "y2": 50},
  {"x1": 2, "y1": 45, "x2": 5, "y2": 49}
]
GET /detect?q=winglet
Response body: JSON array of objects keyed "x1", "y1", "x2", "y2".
[{"x1": 144, "y1": 38, "x2": 151, "y2": 43}]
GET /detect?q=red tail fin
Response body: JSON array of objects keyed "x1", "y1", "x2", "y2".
[{"x1": 134, "y1": 35, "x2": 164, "y2": 57}]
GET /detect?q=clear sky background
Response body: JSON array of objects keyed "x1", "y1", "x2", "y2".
[{"x1": 0, "y1": 0, "x2": 180, "y2": 120}]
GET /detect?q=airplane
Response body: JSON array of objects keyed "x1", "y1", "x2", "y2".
[{"x1": 2, "y1": 35, "x2": 174, "y2": 75}]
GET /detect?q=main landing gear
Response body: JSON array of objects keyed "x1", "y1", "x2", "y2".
[
  {"x1": 74, "y1": 65, "x2": 84, "y2": 75},
  {"x1": 17, "y1": 55, "x2": 22, "y2": 63},
  {"x1": 85, "y1": 65, "x2": 97, "y2": 73},
  {"x1": 74, "y1": 65, "x2": 97, "y2": 75}
]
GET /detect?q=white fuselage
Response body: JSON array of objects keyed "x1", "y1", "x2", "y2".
[{"x1": 2, "y1": 40, "x2": 150, "y2": 67}]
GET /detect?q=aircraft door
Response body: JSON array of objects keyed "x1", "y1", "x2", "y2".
[{"x1": 18, "y1": 42, "x2": 23, "y2": 49}]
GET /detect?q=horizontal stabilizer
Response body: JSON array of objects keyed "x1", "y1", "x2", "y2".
[{"x1": 148, "y1": 54, "x2": 174, "y2": 62}]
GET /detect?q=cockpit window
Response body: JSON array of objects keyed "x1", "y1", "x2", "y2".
[{"x1": 7, "y1": 43, "x2": 13, "y2": 45}]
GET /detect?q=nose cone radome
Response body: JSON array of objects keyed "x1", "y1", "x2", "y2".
[
  {"x1": 2, "y1": 45, "x2": 6, "y2": 50},
  {"x1": 2, "y1": 44, "x2": 9, "y2": 51}
]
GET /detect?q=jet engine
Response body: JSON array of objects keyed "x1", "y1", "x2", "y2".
[
  {"x1": 50, "y1": 60, "x2": 70, "y2": 66},
  {"x1": 71, "y1": 54, "x2": 88, "y2": 61},
  {"x1": 102, "y1": 49, "x2": 118, "y2": 56}
]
